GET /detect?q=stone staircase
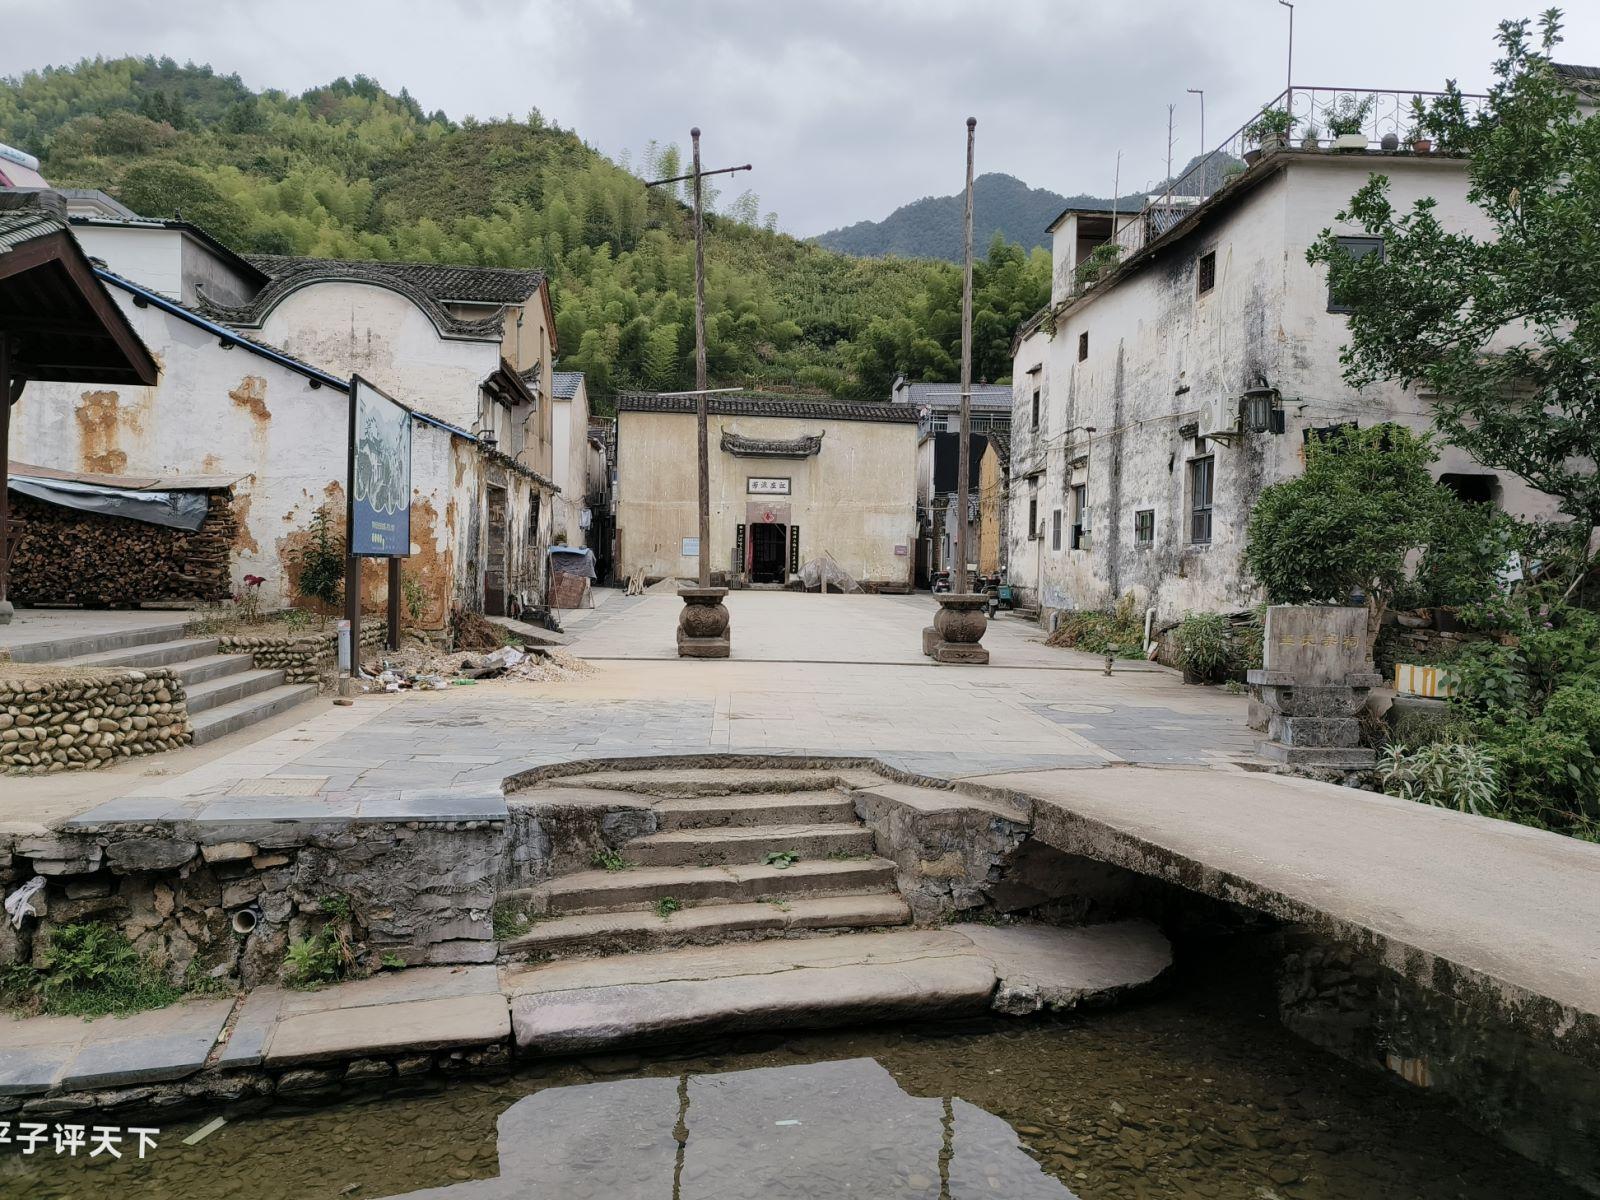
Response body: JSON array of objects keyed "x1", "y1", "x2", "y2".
[
  {"x1": 38, "y1": 623, "x2": 317, "y2": 745},
  {"x1": 500, "y1": 768, "x2": 914, "y2": 960}
]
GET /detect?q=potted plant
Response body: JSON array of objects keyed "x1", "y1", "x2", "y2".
[
  {"x1": 1299, "y1": 123, "x2": 1321, "y2": 151},
  {"x1": 1245, "y1": 107, "x2": 1294, "y2": 153},
  {"x1": 1406, "y1": 95, "x2": 1433, "y2": 153},
  {"x1": 1326, "y1": 95, "x2": 1374, "y2": 150}
]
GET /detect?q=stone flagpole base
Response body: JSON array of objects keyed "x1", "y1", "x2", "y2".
[
  {"x1": 677, "y1": 587, "x2": 731, "y2": 658},
  {"x1": 926, "y1": 593, "x2": 989, "y2": 665}
]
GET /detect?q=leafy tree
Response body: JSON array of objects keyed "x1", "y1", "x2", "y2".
[
  {"x1": 1244, "y1": 425, "x2": 1454, "y2": 641},
  {"x1": 1307, "y1": 9, "x2": 1598, "y2": 595},
  {"x1": 114, "y1": 160, "x2": 251, "y2": 245}
]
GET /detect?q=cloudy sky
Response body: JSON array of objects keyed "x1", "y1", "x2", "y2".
[{"x1": 4, "y1": 0, "x2": 1596, "y2": 237}]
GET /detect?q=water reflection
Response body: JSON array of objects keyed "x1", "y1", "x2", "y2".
[{"x1": 381, "y1": 1058, "x2": 1076, "y2": 1200}]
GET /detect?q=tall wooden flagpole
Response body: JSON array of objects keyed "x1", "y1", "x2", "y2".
[
  {"x1": 954, "y1": 116, "x2": 976, "y2": 596},
  {"x1": 646, "y1": 131, "x2": 750, "y2": 658}
]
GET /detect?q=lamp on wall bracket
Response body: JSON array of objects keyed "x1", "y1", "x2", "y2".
[{"x1": 1242, "y1": 377, "x2": 1283, "y2": 434}]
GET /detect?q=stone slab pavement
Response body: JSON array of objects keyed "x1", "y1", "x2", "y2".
[
  {"x1": 51, "y1": 592, "x2": 1258, "y2": 827},
  {"x1": 971, "y1": 765, "x2": 1600, "y2": 1060},
  {"x1": 0, "y1": 923, "x2": 1167, "y2": 1102}
]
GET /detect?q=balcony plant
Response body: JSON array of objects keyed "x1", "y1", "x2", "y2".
[
  {"x1": 1405, "y1": 95, "x2": 1433, "y2": 152},
  {"x1": 1326, "y1": 95, "x2": 1375, "y2": 149},
  {"x1": 1299, "y1": 123, "x2": 1321, "y2": 151},
  {"x1": 1245, "y1": 107, "x2": 1294, "y2": 152}
]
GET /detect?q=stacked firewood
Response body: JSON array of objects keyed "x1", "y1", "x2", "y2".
[{"x1": 9, "y1": 490, "x2": 237, "y2": 606}]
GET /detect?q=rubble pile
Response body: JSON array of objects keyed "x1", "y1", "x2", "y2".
[{"x1": 360, "y1": 643, "x2": 595, "y2": 692}]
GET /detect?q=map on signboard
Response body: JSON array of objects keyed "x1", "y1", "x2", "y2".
[{"x1": 350, "y1": 377, "x2": 412, "y2": 557}]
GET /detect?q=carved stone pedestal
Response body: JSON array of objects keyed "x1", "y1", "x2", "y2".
[
  {"x1": 929, "y1": 593, "x2": 989, "y2": 665},
  {"x1": 1249, "y1": 605, "x2": 1377, "y2": 770},
  {"x1": 677, "y1": 587, "x2": 730, "y2": 659}
]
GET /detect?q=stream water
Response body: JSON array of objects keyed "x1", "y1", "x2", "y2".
[{"x1": 1, "y1": 959, "x2": 1576, "y2": 1200}]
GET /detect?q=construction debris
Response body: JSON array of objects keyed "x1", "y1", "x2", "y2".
[
  {"x1": 359, "y1": 642, "x2": 596, "y2": 692},
  {"x1": 798, "y1": 552, "x2": 863, "y2": 594}
]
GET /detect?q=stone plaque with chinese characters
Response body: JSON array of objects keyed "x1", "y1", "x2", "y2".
[
  {"x1": 747, "y1": 477, "x2": 791, "y2": 495},
  {"x1": 1261, "y1": 605, "x2": 1368, "y2": 683}
]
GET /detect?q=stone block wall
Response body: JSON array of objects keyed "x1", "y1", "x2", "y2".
[
  {"x1": 217, "y1": 620, "x2": 384, "y2": 686},
  {"x1": 0, "y1": 668, "x2": 190, "y2": 775},
  {"x1": 1, "y1": 816, "x2": 505, "y2": 987}
]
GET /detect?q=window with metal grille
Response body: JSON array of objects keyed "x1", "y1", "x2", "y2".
[
  {"x1": 1078, "y1": 331, "x2": 1089, "y2": 361},
  {"x1": 1051, "y1": 509, "x2": 1062, "y2": 551},
  {"x1": 1327, "y1": 236, "x2": 1384, "y2": 312},
  {"x1": 1031, "y1": 388, "x2": 1040, "y2": 429},
  {"x1": 1071, "y1": 484, "x2": 1090, "y2": 549},
  {"x1": 1188, "y1": 457, "x2": 1214, "y2": 544},
  {"x1": 1197, "y1": 251, "x2": 1216, "y2": 295},
  {"x1": 1027, "y1": 486, "x2": 1039, "y2": 540},
  {"x1": 1134, "y1": 509, "x2": 1155, "y2": 547}
]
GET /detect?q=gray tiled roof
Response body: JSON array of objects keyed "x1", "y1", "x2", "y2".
[
  {"x1": 895, "y1": 380, "x2": 1013, "y2": 410},
  {"x1": 248, "y1": 255, "x2": 546, "y2": 304},
  {"x1": 201, "y1": 254, "x2": 548, "y2": 341},
  {"x1": 551, "y1": 371, "x2": 584, "y2": 400},
  {"x1": 616, "y1": 392, "x2": 919, "y2": 424},
  {"x1": 0, "y1": 190, "x2": 67, "y2": 253}
]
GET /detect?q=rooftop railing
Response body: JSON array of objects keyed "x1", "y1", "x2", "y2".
[{"x1": 1081, "y1": 86, "x2": 1491, "y2": 285}]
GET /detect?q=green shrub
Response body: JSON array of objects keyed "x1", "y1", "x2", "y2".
[
  {"x1": 1412, "y1": 502, "x2": 1518, "y2": 610},
  {"x1": 1377, "y1": 741, "x2": 1498, "y2": 816},
  {"x1": 1244, "y1": 425, "x2": 1445, "y2": 637},
  {"x1": 7, "y1": 923, "x2": 182, "y2": 1017},
  {"x1": 282, "y1": 895, "x2": 358, "y2": 988},
  {"x1": 1174, "y1": 612, "x2": 1233, "y2": 682},
  {"x1": 1046, "y1": 593, "x2": 1146, "y2": 658},
  {"x1": 290, "y1": 507, "x2": 345, "y2": 614}
]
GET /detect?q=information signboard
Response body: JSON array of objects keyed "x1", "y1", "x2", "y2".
[{"x1": 347, "y1": 375, "x2": 412, "y2": 558}]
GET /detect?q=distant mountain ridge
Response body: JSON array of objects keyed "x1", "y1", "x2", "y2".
[{"x1": 814, "y1": 173, "x2": 1115, "y2": 262}]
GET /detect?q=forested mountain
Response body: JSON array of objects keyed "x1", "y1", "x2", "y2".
[
  {"x1": 0, "y1": 57, "x2": 1048, "y2": 401},
  {"x1": 815, "y1": 173, "x2": 1075, "y2": 261}
]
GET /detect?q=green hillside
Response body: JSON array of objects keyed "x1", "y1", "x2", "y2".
[{"x1": 0, "y1": 57, "x2": 1047, "y2": 401}]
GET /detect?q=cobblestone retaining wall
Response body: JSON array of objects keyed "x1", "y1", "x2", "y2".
[
  {"x1": 0, "y1": 668, "x2": 190, "y2": 775},
  {"x1": 216, "y1": 620, "x2": 384, "y2": 685}
]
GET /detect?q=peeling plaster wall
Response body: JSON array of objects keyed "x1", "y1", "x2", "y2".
[
  {"x1": 550, "y1": 385, "x2": 591, "y2": 548},
  {"x1": 257, "y1": 282, "x2": 496, "y2": 433},
  {"x1": 1010, "y1": 156, "x2": 1562, "y2": 621},
  {"x1": 11, "y1": 296, "x2": 464, "y2": 623},
  {"x1": 616, "y1": 411, "x2": 918, "y2": 585}
]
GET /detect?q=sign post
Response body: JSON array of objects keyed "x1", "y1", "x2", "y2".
[{"x1": 345, "y1": 375, "x2": 413, "y2": 679}]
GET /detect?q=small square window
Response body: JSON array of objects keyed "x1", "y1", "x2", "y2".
[
  {"x1": 1327, "y1": 236, "x2": 1384, "y2": 312},
  {"x1": 1078, "y1": 332, "x2": 1089, "y2": 361},
  {"x1": 1134, "y1": 509, "x2": 1155, "y2": 546},
  {"x1": 1197, "y1": 251, "x2": 1216, "y2": 295}
]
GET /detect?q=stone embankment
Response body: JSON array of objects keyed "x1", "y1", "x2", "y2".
[{"x1": 0, "y1": 666, "x2": 188, "y2": 775}]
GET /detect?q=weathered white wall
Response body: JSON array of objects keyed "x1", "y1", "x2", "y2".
[
  {"x1": 1011, "y1": 154, "x2": 1562, "y2": 623},
  {"x1": 73, "y1": 225, "x2": 184, "y2": 300},
  {"x1": 550, "y1": 380, "x2": 591, "y2": 547},
  {"x1": 256, "y1": 282, "x2": 495, "y2": 433},
  {"x1": 9, "y1": 290, "x2": 466, "y2": 625},
  {"x1": 616, "y1": 411, "x2": 917, "y2": 586}
]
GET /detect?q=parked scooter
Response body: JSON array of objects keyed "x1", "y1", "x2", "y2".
[{"x1": 931, "y1": 570, "x2": 952, "y2": 595}]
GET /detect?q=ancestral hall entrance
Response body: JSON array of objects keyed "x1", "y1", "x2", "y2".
[{"x1": 750, "y1": 522, "x2": 787, "y2": 584}]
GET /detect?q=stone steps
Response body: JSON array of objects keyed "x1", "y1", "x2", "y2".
[
  {"x1": 172, "y1": 652, "x2": 256, "y2": 687},
  {"x1": 557, "y1": 767, "x2": 873, "y2": 799},
  {"x1": 1, "y1": 619, "x2": 191, "y2": 664},
  {"x1": 654, "y1": 791, "x2": 859, "y2": 830},
  {"x1": 183, "y1": 667, "x2": 288, "y2": 716},
  {"x1": 189, "y1": 683, "x2": 319, "y2": 745},
  {"x1": 503, "y1": 894, "x2": 912, "y2": 958},
  {"x1": 625, "y1": 823, "x2": 875, "y2": 867},
  {"x1": 57, "y1": 635, "x2": 221, "y2": 670},
  {"x1": 524, "y1": 856, "x2": 899, "y2": 916}
]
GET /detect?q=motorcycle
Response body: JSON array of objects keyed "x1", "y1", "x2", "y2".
[{"x1": 931, "y1": 570, "x2": 951, "y2": 595}]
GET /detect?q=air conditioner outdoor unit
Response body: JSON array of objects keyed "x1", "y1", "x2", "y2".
[{"x1": 1198, "y1": 396, "x2": 1239, "y2": 444}]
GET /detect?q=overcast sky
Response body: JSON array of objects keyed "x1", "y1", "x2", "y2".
[{"x1": 4, "y1": 0, "x2": 1597, "y2": 237}]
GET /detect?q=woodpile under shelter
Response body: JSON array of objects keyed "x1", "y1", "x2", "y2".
[
  {"x1": 0, "y1": 189, "x2": 159, "y2": 623},
  {"x1": 613, "y1": 392, "x2": 919, "y2": 591}
]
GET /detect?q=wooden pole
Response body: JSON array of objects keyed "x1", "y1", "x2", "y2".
[
  {"x1": 0, "y1": 335, "x2": 12, "y2": 619},
  {"x1": 691, "y1": 127, "x2": 711, "y2": 589},
  {"x1": 954, "y1": 117, "x2": 976, "y2": 596},
  {"x1": 387, "y1": 556, "x2": 401, "y2": 651}
]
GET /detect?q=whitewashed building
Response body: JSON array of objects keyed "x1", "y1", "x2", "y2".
[
  {"x1": 9, "y1": 192, "x2": 562, "y2": 624},
  {"x1": 547, "y1": 370, "x2": 592, "y2": 547},
  {"x1": 1008, "y1": 107, "x2": 1562, "y2": 624}
]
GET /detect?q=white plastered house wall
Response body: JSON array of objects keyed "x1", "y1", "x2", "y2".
[{"x1": 1009, "y1": 151, "x2": 1562, "y2": 623}]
